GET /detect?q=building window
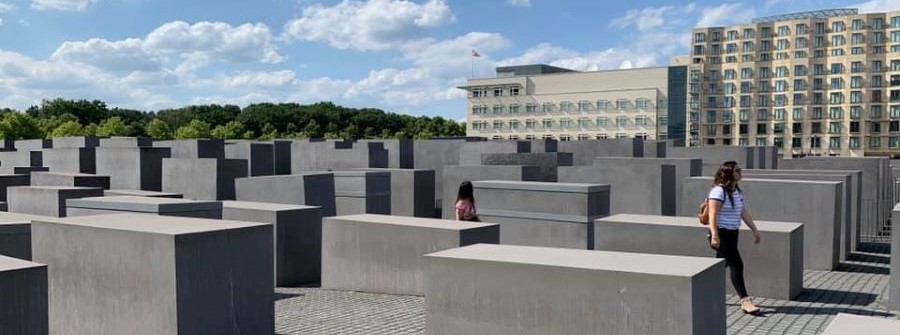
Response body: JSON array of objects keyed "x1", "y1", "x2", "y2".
[
  {"x1": 739, "y1": 109, "x2": 749, "y2": 122},
  {"x1": 577, "y1": 118, "x2": 591, "y2": 128},
  {"x1": 525, "y1": 103, "x2": 536, "y2": 113},
  {"x1": 636, "y1": 99, "x2": 651, "y2": 109},
  {"x1": 596, "y1": 117, "x2": 609, "y2": 127},
  {"x1": 756, "y1": 138, "x2": 767, "y2": 146},
  {"x1": 510, "y1": 87, "x2": 520, "y2": 96},
  {"x1": 757, "y1": 124, "x2": 767, "y2": 135},
  {"x1": 872, "y1": 122, "x2": 882, "y2": 133},
  {"x1": 829, "y1": 107, "x2": 843, "y2": 119},
  {"x1": 635, "y1": 116, "x2": 648, "y2": 126},
  {"x1": 493, "y1": 105, "x2": 503, "y2": 114},
  {"x1": 559, "y1": 101, "x2": 574, "y2": 112},
  {"x1": 542, "y1": 119, "x2": 554, "y2": 128},
  {"x1": 542, "y1": 102, "x2": 554, "y2": 113},
  {"x1": 892, "y1": 16, "x2": 900, "y2": 28},
  {"x1": 509, "y1": 120, "x2": 520, "y2": 129},
  {"x1": 792, "y1": 108, "x2": 804, "y2": 121},
  {"x1": 596, "y1": 100, "x2": 610, "y2": 110},
  {"x1": 872, "y1": 106, "x2": 883, "y2": 119},
  {"x1": 578, "y1": 100, "x2": 591, "y2": 112},
  {"x1": 829, "y1": 137, "x2": 841, "y2": 149},
  {"x1": 616, "y1": 99, "x2": 629, "y2": 109},
  {"x1": 811, "y1": 137, "x2": 821, "y2": 148},
  {"x1": 525, "y1": 119, "x2": 536, "y2": 129},
  {"x1": 492, "y1": 121, "x2": 503, "y2": 129},
  {"x1": 596, "y1": 134, "x2": 609, "y2": 139},
  {"x1": 493, "y1": 87, "x2": 503, "y2": 96},
  {"x1": 757, "y1": 109, "x2": 769, "y2": 121},
  {"x1": 891, "y1": 106, "x2": 900, "y2": 118},
  {"x1": 870, "y1": 137, "x2": 882, "y2": 148},
  {"x1": 509, "y1": 104, "x2": 520, "y2": 114},
  {"x1": 829, "y1": 122, "x2": 842, "y2": 134},
  {"x1": 850, "y1": 137, "x2": 860, "y2": 149},
  {"x1": 890, "y1": 137, "x2": 900, "y2": 148},
  {"x1": 851, "y1": 106, "x2": 862, "y2": 120},
  {"x1": 616, "y1": 116, "x2": 628, "y2": 126},
  {"x1": 774, "y1": 109, "x2": 786, "y2": 121}
]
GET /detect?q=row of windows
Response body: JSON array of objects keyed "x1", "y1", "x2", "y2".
[
  {"x1": 471, "y1": 99, "x2": 655, "y2": 114},
  {"x1": 492, "y1": 133, "x2": 651, "y2": 141},
  {"x1": 698, "y1": 45, "x2": 898, "y2": 63},
  {"x1": 704, "y1": 136, "x2": 900, "y2": 150},
  {"x1": 694, "y1": 17, "x2": 900, "y2": 43},
  {"x1": 704, "y1": 62, "x2": 896, "y2": 81},
  {"x1": 703, "y1": 77, "x2": 898, "y2": 92},
  {"x1": 701, "y1": 120, "x2": 900, "y2": 136},
  {"x1": 696, "y1": 32, "x2": 900, "y2": 54},
  {"x1": 471, "y1": 86, "x2": 521, "y2": 97},
  {"x1": 695, "y1": 90, "x2": 900, "y2": 109},
  {"x1": 698, "y1": 105, "x2": 900, "y2": 122},
  {"x1": 470, "y1": 116, "x2": 660, "y2": 129}
]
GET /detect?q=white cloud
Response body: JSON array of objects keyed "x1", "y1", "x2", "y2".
[
  {"x1": 218, "y1": 70, "x2": 298, "y2": 89},
  {"x1": 506, "y1": 0, "x2": 530, "y2": 8},
  {"x1": 51, "y1": 38, "x2": 163, "y2": 74},
  {"x1": 30, "y1": 0, "x2": 96, "y2": 11},
  {"x1": 498, "y1": 43, "x2": 658, "y2": 71},
  {"x1": 610, "y1": 6, "x2": 674, "y2": 31},
  {"x1": 283, "y1": 0, "x2": 455, "y2": 51},
  {"x1": 696, "y1": 3, "x2": 755, "y2": 27},
  {"x1": 0, "y1": 2, "x2": 13, "y2": 13},
  {"x1": 855, "y1": 0, "x2": 900, "y2": 13}
]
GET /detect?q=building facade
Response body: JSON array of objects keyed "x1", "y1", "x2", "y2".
[
  {"x1": 689, "y1": 9, "x2": 900, "y2": 157},
  {"x1": 462, "y1": 65, "x2": 676, "y2": 141}
]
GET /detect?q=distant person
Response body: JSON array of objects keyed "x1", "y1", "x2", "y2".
[
  {"x1": 455, "y1": 181, "x2": 479, "y2": 222},
  {"x1": 707, "y1": 161, "x2": 762, "y2": 315}
]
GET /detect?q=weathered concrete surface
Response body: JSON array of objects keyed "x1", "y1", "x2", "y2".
[
  {"x1": 32, "y1": 213, "x2": 273, "y2": 335},
  {"x1": 51, "y1": 136, "x2": 99, "y2": 149},
  {"x1": 225, "y1": 141, "x2": 275, "y2": 177},
  {"x1": 96, "y1": 147, "x2": 170, "y2": 191},
  {"x1": 480, "y1": 152, "x2": 573, "y2": 182},
  {"x1": 821, "y1": 313, "x2": 900, "y2": 335},
  {"x1": 0, "y1": 213, "x2": 34, "y2": 260},
  {"x1": 594, "y1": 214, "x2": 804, "y2": 300},
  {"x1": 557, "y1": 138, "x2": 645, "y2": 165},
  {"x1": 223, "y1": 201, "x2": 322, "y2": 286},
  {"x1": 291, "y1": 140, "x2": 388, "y2": 171},
  {"x1": 42, "y1": 148, "x2": 96, "y2": 174},
  {"x1": 0, "y1": 174, "x2": 30, "y2": 201},
  {"x1": 31, "y1": 172, "x2": 110, "y2": 189},
  {"x1": 272, "y1": 140, "x2": 293, "y2": 175},
  {"x1": 7, "y1": 186, "x2": 105, "y2": 217},
  {"x1": 322, "y1": 214, "x2": 499, "y2": 295},
  {"x1": 424, "y1": 244, "x2": 726, "y2": 335},
  {"x1": 235, "y1": 173, "x2": 336, "y2": 216},
  {"x1": 0, "y1": 255, "x2": 48, "y2": 335},
  {"x1": 162, "y1": 158, "x2": 248, "y2": 200},
  {"x1": 440, "y1": 165, "x2": 541, "y2": 220},
  {"x1": 359, "y1": 139, "x2": 414, "y2": 169},
  {"x1": 99, "y1": 137, "x2": 152, "y2": 148},
  {"x1": 66, "y1": 196, "x2": 223, "y2": 219},
  {"x1": 333, "y1": 171, "x2": 391, "y2": 215},
  {"x1": 355, "y1": 168, "x2": 435, "y2": 217},
  {"x1": 103, "y1": 189, "x2": 183, "y2": 198},
  {"x1": 412, "y1": 139, "x2": 467, "y2": 214},
  {"x1": 153, "y1": 139, "x2": 225, "y2": 159}
]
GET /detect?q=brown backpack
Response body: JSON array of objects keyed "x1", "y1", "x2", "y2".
[{"x1": 698, "y1": 199, "x2": 710, "y2": 226}]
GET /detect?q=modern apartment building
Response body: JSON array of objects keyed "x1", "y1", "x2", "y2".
[
  {"x1": 462, "y1": 64, "x2": 684, "y2": 141},
  {"x1": 689, "y1": 8, "x2": 900, "y2": 157}
]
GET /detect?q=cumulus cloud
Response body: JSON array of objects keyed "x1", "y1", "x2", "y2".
[
  {"x1": 855, "y1": 0, "x2": 900, "y2": 13},
  {"x1": 506, "y1": 0, "x2": 530, "y2": 8},
  {"x1": 610, "y1": 6, "x2": 674, "y2": 31},
  {"x1": 283, "y1": 0, "x2": 455, "y2": 51},
  {"x1": 0, "y1": 2, "x2": 13, "y2": 13},
  {"x1": 696, "y1": 3, "x2": 756, "y2": 27},
  {"x1": 30, "y1": 0, "x2": 96, "y2": 11}
]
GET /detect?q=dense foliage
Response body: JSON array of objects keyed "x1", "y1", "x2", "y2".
[{"x1": 0, "y1": 99, "x2": 466, "y2": 140}]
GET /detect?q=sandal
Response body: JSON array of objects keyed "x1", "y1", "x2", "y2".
[{"x1": 740, "y1": 297, "x2": 762, "y2": 315}]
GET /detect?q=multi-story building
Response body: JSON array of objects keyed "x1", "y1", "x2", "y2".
[
  {"x1": 461, "y1": 64, "x2": 685, "y2": 141},
  {"x1": 689, "y1": 8, "x2": 900, "y2": 157}
]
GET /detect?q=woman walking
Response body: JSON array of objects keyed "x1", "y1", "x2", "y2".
[
  {"x1": 707, "y1": 161, "x2": 762, "y2": 315},
  {"x1": 454, "y1": 181, "x2": 479, "y2": 222}
]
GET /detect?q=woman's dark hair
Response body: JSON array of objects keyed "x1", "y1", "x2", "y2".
[
  {"x1": 713, "y1": 160, "x2": 742, "y2": 208},
  {"x1": 456, "y1": 180, "x2": 474, "y2": 202}
]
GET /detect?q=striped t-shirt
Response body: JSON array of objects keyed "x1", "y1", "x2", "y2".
[{"x1": 708, "y1": 186, "x2": 743, "y2": 230}]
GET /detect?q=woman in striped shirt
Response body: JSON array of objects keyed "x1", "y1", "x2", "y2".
[{"x1": 708, "y1": 161, "x2": 762, "y2": 315}]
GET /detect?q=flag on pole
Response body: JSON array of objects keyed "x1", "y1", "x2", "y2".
[{"x1": 471, "y1": 49, "x2": 481, "y2": 57}]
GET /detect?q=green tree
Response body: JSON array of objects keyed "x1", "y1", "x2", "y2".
[
  {"x1": 174, "y1": 119, "x2": 211, "y2": 139},
  {"x1": 96, "y1": 117, "x2": 129, "y2": 137},
  {"x1": 145, "y1": 119, "x2": 173, "y2": 140},
  {"x1": 82, "y1": 123, "x2": 99, "y2": 136},
  {"x1": 0, "y1": 112, "x2": 43, "y2": 139},
  {"x1": 50, "y1": 120, "x2": 84, "y2": 137},
  {"x1": 211, "y1": 121, "x2": 247, "y2": 139},
  {"x1": 257, "y1": 123, "x2": 279, "y2": 141}
]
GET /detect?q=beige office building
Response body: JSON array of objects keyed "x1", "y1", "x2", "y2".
[
  {"x1": 461, "y1": 65, "x2": 671, "y2": 141},
  {"x1": 689, "y1": 8, "x2": 900, "y2": 157}
]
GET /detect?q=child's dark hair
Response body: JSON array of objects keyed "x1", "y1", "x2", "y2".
[{"x1": 456, "y1": 180, "x2": 474, "y2": 202}]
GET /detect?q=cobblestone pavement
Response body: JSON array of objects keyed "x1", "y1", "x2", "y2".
[{"x1": 275, "y1": 243, "x2": 896, "y2": 335}]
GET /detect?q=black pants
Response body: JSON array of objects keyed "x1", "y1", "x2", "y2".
[{"x1": 712, "y1": 228, "x2": 749, "y2": 298}]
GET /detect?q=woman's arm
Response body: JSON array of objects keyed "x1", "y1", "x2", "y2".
[
  {"x1": 455, "y1": 207, "x2": 462, "y2": 221},
  {"x1": 708, "y1": 199, "x2": 721, "y2": 248},
  {"x1": 741, "y1": 207, "x2": 761, "y2": 244}
]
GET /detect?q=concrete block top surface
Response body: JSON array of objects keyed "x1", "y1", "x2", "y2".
[
  {"x1": 33, "y1": 172, "x2": 103, "y2": 178},
  {"x1": 66, "y1": 196, "x2": 222, "y2": 212},
  {"x1": 689, "y1": 176, "x2": 842, "y2": 186},
  {"x1": 332, "y1": 171, "x2": 391, "y2": 177},
  {"x1": 0, "y1": 211, "x2": 54, "y2": 224},
  {"x1": 744, "y1": 168, "x2": 861, "y2": 174},
  {"x1": 104, "y1": 189, "x2": 183, "y2": 198},
  {"x1": 473, "y1": 180, "x2": 610, "y2": 193},
  {"x1": 426, "y1": 244, "x2": 723, "y2": 277},
  {"x1": 11, "y1": 186, "x2": 100, "y2": 191},
  {"x1": 34, "y1": 213, "x2": 269, "y2": 236},
  {"x1": 330, "y1": 214, "x2": 497, "y2": 231},
  {"x1": 222, "y1": 200, "x2": 319, "y2": 212},
  {"x1": 0, "y1": 255, "x2": 45, "y2": 272},
  {"x1": 597, "y1": 214, "x2": 803, "y2": 233},
  {"x1": 821, "y1": 313, "x2": 900, "y2": 335},
  {"x1": 243, "y1": 172, "x2": 333, "y2": 181},
  {"x1": 353, "y1": 168, "x2": 433, "y2": 173}
]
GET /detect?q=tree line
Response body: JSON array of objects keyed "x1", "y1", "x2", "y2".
[{"x1": 0, "y1": 98, "x2": 466, "y2": 140}]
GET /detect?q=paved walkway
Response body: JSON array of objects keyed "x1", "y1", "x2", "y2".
[{"x1": 275, "y1": 243, "x2": 896, "y2": 335}]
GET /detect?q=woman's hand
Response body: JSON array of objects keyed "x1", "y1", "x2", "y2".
[
  {"x1": 752, "y1": 230, "x2": 761, "y2": 244},
  {"x1": 709, "y1": 235, "x2": 720, "y2": 250}
]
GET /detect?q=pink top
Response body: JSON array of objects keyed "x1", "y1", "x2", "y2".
[{"x1": 455, "y1": 199, "x2": 477, "y2": 221}]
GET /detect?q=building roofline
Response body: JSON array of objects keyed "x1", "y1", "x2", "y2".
[
  {"x1": 752, "y1": 8, "x2": 858, "y2": 24},
  {"x1": 467, "y1": 65, "x2": 672, "y2": 81}
]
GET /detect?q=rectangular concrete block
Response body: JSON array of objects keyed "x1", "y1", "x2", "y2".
[
  {"x1": 104, "y1": 189, "x2": 183, "y2": 198},
  {"x1": 560, "y1": 157, "x2": 702, "y2": 216},
  {"x1": 14, "y1": 139, "x2": 51, "y2": 151},
  {"x1": 458, "y1": 140, "x2": 530, "y2": 166},
  {"x1": 891, "y1": 204, "x2": 900, "y2": 311},
  {"x1": 0, "y1": 151, "x2": 40, "y2": 169},
  {"x1": 0, "y1": 214, "x2": 32, "y2": 260},
  {"x1": 290, "y1": 140, "x2": 388, "y2": 171},
  {"x1": 441, "y1": 165, "x2": 542, "y2": 219},
  {"x1": 473, "y1": 180, "x2": 611, "y2": 249},
  {"x1": 51, "y1": 136, "x2": 99, "y2": 149},
  {"x1": 594, "y1": 214, "x2": 804, "y2": 300},
  {"x1": 162, "y1": 158, "x2": 248, "y2": 200},
  {"x1": 235, "y1": 173, "x2": 336, "y2": 216},
  {"x1": 412, "y1": 139, "x2": 466, "y2": 211},
  {"x1": 0, "y1": 174, "x2": 30, "y2": 201},
  {"x1": 32, "y1": 213, "x2": 273, "y2": 335},
  {"x1": 96, "y1": 147, "x2": 170, "y2": 191},
  {"x1": 31, "y1": 172, "x2": 110, "y2": 189},
  {"x1": 154, "y1": 139, "x2": 225, "y2": 159},
  {"x1": 8, "y1": 186, "x2": 105, "y2": 217},
  {"x1": 272, "y1": 140, "x2": 292, "y2": 175},
  {"x1": 821, "y1": 313, "x2": 900, "y2": 335},
  {"x1": 42, "y1": 148, "x2": 96, "y2": 174},
  {"x1": 480, "y1": 152, "x2": 573, "y2": 182},
  {"x1": 99, "y1": 137, "x2": 152, "y2": 148},
  {"x1": 0, "y1": 255, "x2": 48, "y2": 335},
  {"x1": 425, "y1": 244, "x2": 726, "y2": 335},
  {"x1": 66, "y1": 196, "x2": 223, "y2": 219},
  {"x1": 681, "y1": 177, "x2": 842, "y2": 270},
  {"x1": 333, "y1": 171, "x2": 391, "y2": 215},
  {"x1": 322, "y1": 214, "x2": 499, "y2": 295},
  {"x1": 557, "y1": 138, "x2": 645, "y2": 165},
  {"x1": 223, "y1": 201, "x2": 322, "y2": 286},
  {"x1": 355, "y1": 168, "x2": 435, "y2": 218},
  {"x1": 225, "y1": 141, "x2": 275, "y2": 177}
]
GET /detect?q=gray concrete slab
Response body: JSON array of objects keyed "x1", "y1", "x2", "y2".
[
  {"x1": 682, "y1": 177, "x2": 843, "y2": 271},
  {"x1": 104, "y1": 189, "x2": 183, "y2": 198},
  {"x1": 412, "y1": 139, "x2": 467, "y2": 212},
  {"x1": 14, "y1": 139, "x2": 51, "y2": 151},
  {"x1": 225, "y1": 141, "x2": 275, "y2": 176},
  {"x1": 667, "y1": 146, "x2": 760, "y2": 175},
  {"x1": 223, "y1": 201, "x2": 322, "y2": 286},
  {"x1": 31, "y1": 172, "x2": 110, "y2": 189},
  {"x1": 594, "y1": 214, "x2": 803, "y2": 300},
  {"x1": 333, "y1": 171, "x2": 391, "y2": 215},
  {"x1": 359, "y1": 139, "x2": 414, "y2": 169},
  {"x1": 7, "y1": 186, "x2": 105, "y2": 217},
  {"x1": 354, "y1": 168, "x2": 435, "y2": 218},
  {"x1": 42, "y1": 147, "x2": 96, "y2": 174},
  {"x1": 459, "y1": 140, "x2": 531, "y2": 166},
  {"x1": 322, "y1": 214, "x2": 499, "y2": 295},
  {"x1": 0, "y1": 255, "x2": 47, "y2": 335},
  {"x1": 473, "y1": 180, "x2": 610, "y2": 249},
  {"x1": 557, "y1": 138, "x2": 645, "y2": 165},
  {"x1": 0, "y1": 214, "x2": 32, "y2": 260},
  {"x1": 821, "y1": 313, "x2": 900, "y2": 335},
  {"x1": 153, "y1": 139, "x2": 225, "y2": 159},
  {"x1": 480, "y1": 152, "x2": 573, "y2": 182},
  {"x1": 291, "y1": 140, "x2": 388, "y2": 171},
  {"x1": 235, "y1": 173, "x2": 336, "y2": 216},
  {"x1": 424, "y1": 244, "x2": 725, "y2": 335},
  {"x1": 0, "y1": 174, "x2": 30, "y2": 202},
  {"x1": 162, "y1": 158, "x2": 248, "y2": 200},
  {"x1": 66, "y1": 196, "x2": 223, "y2": 219},
  {"x1": 51, "y1": 136, "x2": 99, "y2": 149},
  {"x1": 273, "y1": 140, "x2": 293, "y2": 175},
  {"x1": 32, "y1": 213, "x2": 273, "y2": 335},
  {"x1": 99, "y1": 137, "x2": 152, "y2": 148},
  {"x1": 440, "y1": 165, "x2": 541, "y2": 219},
  {"x1": 96, "y1": 147, "x2": 170, "y2": 191}
]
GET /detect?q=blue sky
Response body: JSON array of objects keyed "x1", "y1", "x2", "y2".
[{"x1": 0, "y1": 0, "x2": 897, "y2": 120}]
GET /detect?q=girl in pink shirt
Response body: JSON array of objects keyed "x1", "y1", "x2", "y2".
[{"x1": 455, "y1": 181, "x2": 479, "y2": 222}]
